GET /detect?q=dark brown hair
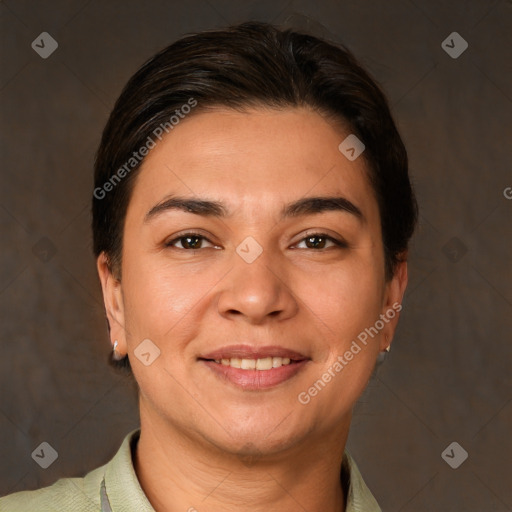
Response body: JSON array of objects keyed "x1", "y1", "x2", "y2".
[{"x1": 92, "y1": 21, "x2": 418, "y2": 374}]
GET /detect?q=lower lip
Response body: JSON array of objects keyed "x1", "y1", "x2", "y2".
[{"x1": 200, "y1": 360, "x2": 309, "y2": 390}]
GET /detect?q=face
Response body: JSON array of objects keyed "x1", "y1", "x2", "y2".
[{"x1": 98, "y1": 106, "x2": 408, "y2": 456}]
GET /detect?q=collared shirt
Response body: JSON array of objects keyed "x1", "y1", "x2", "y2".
[{"x1": 0, "y1": 429, "x2": 382, "y2": 511}]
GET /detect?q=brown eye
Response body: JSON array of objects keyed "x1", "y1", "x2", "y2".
[
  {"x1": 165, "y1": 233, "x2": 216, "y2": 250},
  {"x1": 295, "y1": 233, "x2": 347, "y2": 250}
]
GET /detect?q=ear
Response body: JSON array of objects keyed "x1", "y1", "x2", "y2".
[
  {"x1": 96, "y1": 252, "x2": 126, "y2": 355},
  {"x1": 379, "y1": 256, "x2": 409, "y2": 352}
]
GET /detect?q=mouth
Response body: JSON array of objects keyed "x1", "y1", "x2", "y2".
[
  {"x1": 198, "y1": 344, "x2": 310, "y2": 390},
  {"x1": 204, "y1": 356, "x2": 296, "y2": 370}
]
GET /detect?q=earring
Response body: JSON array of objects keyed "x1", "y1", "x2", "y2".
[
  {"x1": 112, "y1": 340, "x2": 123, "y2": 360},
  {"x1": 377, "y1": 335, "x2": 390, "y2": 365},
  {"x1": 382, "y1": 334, "x2": 391, "y2": 353}
]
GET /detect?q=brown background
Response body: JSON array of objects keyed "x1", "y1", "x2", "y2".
[{"x1": 1, "y1": 1, "x2": 511, "y2": 510}]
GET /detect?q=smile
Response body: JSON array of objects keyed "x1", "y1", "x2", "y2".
[
  {"x1": 200, "y1": 358, "x2": 308, "y2": 390},
  {"x1": 213, "y1": 356, "x2": 292, "y2": 370}
]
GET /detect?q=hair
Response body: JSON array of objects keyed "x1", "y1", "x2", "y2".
[{"x1": 92, "y1": 21, "x2": 418, "y2": 374}]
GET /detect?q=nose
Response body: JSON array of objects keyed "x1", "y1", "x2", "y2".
[{"x1": 216, "y1": 243, "x2": 299, "y2": 325}]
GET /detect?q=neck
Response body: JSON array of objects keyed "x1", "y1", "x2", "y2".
[{"x1": 133, "y1": 400, "x2": 351, "y2": 512}]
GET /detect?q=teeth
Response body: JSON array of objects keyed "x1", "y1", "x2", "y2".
[
  {"x1": 213, "y1": 357, "x2": 293, "y2": 370},
  {"x1": 256, "y1": 357, "x2": 273, "y2": 370},
  {"x1": 230, "y1": 358, "x2": 241, "y2": 368},
  {"x1": 241, "y1": 358, "x2": 256, "y2": 370}
]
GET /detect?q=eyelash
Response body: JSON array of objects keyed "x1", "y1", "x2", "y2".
[{"x1": 164, "y1": 232, "x2": 348, "y2": 251}]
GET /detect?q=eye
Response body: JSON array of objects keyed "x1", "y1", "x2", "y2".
[
  {"x1": 164, "y1": 232, "x2": 347, "y2": 251},
  {"x1": 294, "y1": 233, "x2": 347, "y2": 250},
  {"x1": 165, "y1": 232, "x2": 219, "y2": 250}
]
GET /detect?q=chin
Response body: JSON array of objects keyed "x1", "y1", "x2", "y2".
[{"x1": 203, "y1": 414, "x2": 312, "y2": 457}]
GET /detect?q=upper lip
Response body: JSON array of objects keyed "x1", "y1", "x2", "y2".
[{"x1": 200, "y1": 344, "x2": 309, "y2": 361}]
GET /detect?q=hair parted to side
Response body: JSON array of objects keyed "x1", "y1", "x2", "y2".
[{"x1": 92, "y1": 21, "x2": 418, "y2": 374}]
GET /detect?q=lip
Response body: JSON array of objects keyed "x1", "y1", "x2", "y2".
[
  {"x1": 200, "y1": 344, "x2": 308, "y2": 361},
  {"x1": 201, "y1": 359, "x2": 309, "y2": 390},
  {"x1": 199, "y1": 344, "x2": 310, "y2": 391}
]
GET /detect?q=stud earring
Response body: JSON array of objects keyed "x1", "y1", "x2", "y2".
[
  {"x1": 382, "y1": 334, "x2": 391, "y2": 353},
  {"x1": 112, "y1": 340, "x2": 123, "y2": 360}
]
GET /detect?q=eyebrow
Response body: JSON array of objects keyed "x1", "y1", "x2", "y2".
[{"x1": 144, "y1": 195, "x2": 365, "y2": 223}]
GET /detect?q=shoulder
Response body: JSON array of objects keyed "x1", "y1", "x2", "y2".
[
  {"x1": 0, "y1": 464, "x2": 106, "y2": 512},
  {"x1": 0, "y1": 429, "x2": 141, "y2": 512},
  {"x1": 342, "y1": 451, "x2": 382, "y2": 512}
]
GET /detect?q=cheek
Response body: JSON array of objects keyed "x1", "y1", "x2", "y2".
[
  {"x1": 300, "y1": 258, "x2": 384, "y2": 342},
  {"x1": 303, "y1": 273, "x2": 381, "y2": 417},
  {"x1": 311, "y1": 262, "x2": 383, "y2": 404},
  {"x1": 120, "y1": 254, "x2": 209, "y2": 339}
]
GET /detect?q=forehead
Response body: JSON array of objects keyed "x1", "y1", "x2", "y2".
[{"x1": 126, "y1": 107, "x2": 379, "y2": 224}]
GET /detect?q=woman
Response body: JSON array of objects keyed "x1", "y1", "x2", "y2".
[{"x1": 1, "y1": 21, "x2": 417, "y2": 512}]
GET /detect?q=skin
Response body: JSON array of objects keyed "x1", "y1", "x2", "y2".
[{"x1": 97, "y1": 106, "x2": 408, "y2": 512}]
